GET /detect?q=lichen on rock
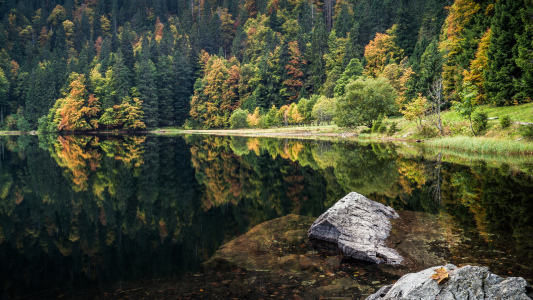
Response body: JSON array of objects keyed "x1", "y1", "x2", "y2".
[{"x1": 307, "y1": 192, "x2": 403, "y2": 264}]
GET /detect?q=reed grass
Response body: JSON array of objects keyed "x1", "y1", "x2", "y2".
[{"x1": 425, "y1": 136, "x2": 533, "y2": 155}]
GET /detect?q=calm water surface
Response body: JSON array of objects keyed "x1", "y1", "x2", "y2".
[{"x1": 1, "y1": 134, "x2": 532, "y2": 299}]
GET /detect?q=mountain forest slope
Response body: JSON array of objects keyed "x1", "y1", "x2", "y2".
[{"x1": 0, "y1": 0, "x2": 531, "y2": 131}]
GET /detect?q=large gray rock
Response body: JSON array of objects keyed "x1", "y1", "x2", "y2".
[
  {"x1": 307, "y1": 192, "x2": 403, "y2": 264},
  {"x1": 367, "y1": 264, "x2": 533, "y2": 300}
]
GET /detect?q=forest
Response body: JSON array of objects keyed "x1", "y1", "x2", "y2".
[{"x1": 0, "y1": 0, "x2": 531, "y2": 131}]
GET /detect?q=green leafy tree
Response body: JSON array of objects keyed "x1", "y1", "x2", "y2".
[
  {"x1": 311, "y1": 96, "x2": 337, "y2": 125},
  {"x1": 454, "y1": 82, "x2": 479, "y2": 135},
  {"x1": 336, "y1": 76, "x2": 398, "y2": 128},
  {"x1": 229, "y1": 108, "x2": 249, "y2": 129}
]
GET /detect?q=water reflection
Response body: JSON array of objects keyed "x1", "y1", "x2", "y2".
[{"x1": 0, "y1": 134, "x2": 532, "y2": 298}]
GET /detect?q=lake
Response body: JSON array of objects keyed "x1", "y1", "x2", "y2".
[{"x1": 1, "y1": 134, "x2": 532, "y2": 299}]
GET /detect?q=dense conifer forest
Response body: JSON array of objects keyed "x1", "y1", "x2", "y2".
[{"x1": 0, "y1": 0, "x2": 531, "y2": 131}]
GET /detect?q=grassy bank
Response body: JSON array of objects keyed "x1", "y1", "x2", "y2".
[{"x1": 424, "y1": 136, "x2": 533, "y2": 155}]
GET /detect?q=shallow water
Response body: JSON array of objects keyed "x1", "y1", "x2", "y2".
[{"x1": 0, "y1": 134, "x2": 532, "y2": 299}]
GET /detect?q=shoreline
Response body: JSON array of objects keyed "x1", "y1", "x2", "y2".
[{"x1": 3, "y1": 128, "x2": 533, "y2": 156}]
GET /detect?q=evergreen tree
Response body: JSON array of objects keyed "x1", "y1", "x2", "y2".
[
  {"x1": 157, "y1": 55, "x2": 175, "y2": 127},
  {"x1": 416, "y1": 39, "x2": 443, "y2": 94},
  {"x1": 136, "y1": 39, "x2": 159, "y2": 128},
  {"x1": 309, "y1": 13, "x2": 328, "y2": 93},
  {"x1": 486, "y1": 0, "x2": 525, "y2": 105},
  {"x1": 516, "y1": 1, "x2": 533, "y2": 101},
  {"x1": 333, "y1": 2, "x2": 352, "y2": 38},
  {"x1": 113, "y1": 50, "x2": 132, "y2": 102}
]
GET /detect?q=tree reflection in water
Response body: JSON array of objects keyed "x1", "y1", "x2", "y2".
[{"x1": 0, "y1": 134, "x2": 531, "y2": 298}]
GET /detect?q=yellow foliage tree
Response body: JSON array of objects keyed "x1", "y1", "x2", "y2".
[
  {"x1": 364, "y1": 26, "x2": 404, "y2": 77},
  {"x1": 54, "y1": 73, "x2": 100, "y2": 131},
  {"x1": 463, "y1": 28, "x2": 492, "y2": 104},
  {"x1": 400, "y1": 94, "x2": 428, "y2": 130}
]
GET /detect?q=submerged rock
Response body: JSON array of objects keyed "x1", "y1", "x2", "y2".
[
  {"x1": 367, "y1": 264, "x2": 533, "y2": 300},
  {"x1": 202, "y1": 214, "x2": 318, "y2": 272},
  {"x1": 307, "y1": 192, "x2": 403, "y2": 265}
]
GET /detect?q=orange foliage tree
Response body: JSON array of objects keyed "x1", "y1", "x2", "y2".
[
  {"x1": 54, "y1": 73, "x2": 100, "y2": 131},
  {"x1": 463, "y1": 28, "x2": 492, "y2": 104},
  {"x1": 439, "y1": 0, "x2": 482, "y2": 99},
  {"x1": 282, "y1": 41, "x2": 306, "y2": 103},
  {"x1": 364, "y1": 27, "x2": 404, "y2": 77},
  {"x1": 190, "y1": 52, "x2": 241, "y2": 128}
]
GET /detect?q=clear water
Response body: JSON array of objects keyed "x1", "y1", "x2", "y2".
[{"x1": 0, "y1": 134, "x2": 532, "y2": 299}]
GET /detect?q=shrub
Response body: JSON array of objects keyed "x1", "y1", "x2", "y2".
[
  {"x1": 500, "y1": 115, "x2": 511, "y2": 128},
  {"x1": 420, "y1": 124, "x2": 439, "y2": 138},
  {"x1": 378, "y1": 123, "x2": 387, "y2": 133},
  {"x1": 371, "y1": 115, "x2": 383, "y2": 133},
  {"x1": 521, "y1": 124, "x2": 533, "y2": 139},
  {"x1": 229, "y1": 108, "x2": 249, "y2": 129},
  {"x1": 387, "y1": 123, "x2": 398, "y2": 136},
  {"x1": 360, "y1": 127, "x2": 372, "y2": 134},
  {"x1": 472, "y1": 110, "x2": 488, "y2": 133}
]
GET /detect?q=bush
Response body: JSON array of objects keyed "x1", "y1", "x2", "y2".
[
  {"x1": 521, "y1": 124, "x2": 533, "y2": 139},
  {"x1": 387, "y1": 123, "x2": 398, "y2": 136},
  {"x1": 500, "y1": 115, "x2": 511, "y2": 128},
  {"x1": 378, "y1": 123, "x2": 387, "y2": 133},
  {"x1": 420, "y1": 124, "x2": 439, "y2": 138},
  {"x1": 472, "y1": 110, "x2": 488, "y2": 133},
  {"x1": 229, "y1": 108, "x2": 249, "y2": 129},
  {"x1": 371, "y1": 115, "x2": 384, "y2": 133},
  {"x1": 360, "y1": 127, "x2": 372, "y2": 134}
]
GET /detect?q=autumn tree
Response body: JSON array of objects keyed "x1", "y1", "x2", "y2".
[
  {"x1": 53, "y1": 73, "x2": 100, "y2": 131},
  {"x1": 282, "y1": 41, "x2": 306, "y2": 103},
  {"x1": 364, "y1": 26, "x2": 405, "y2": 77}
]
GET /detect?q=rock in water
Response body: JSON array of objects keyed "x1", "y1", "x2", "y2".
[
  {"x1": 307, "y1": 192, "x2": 403, "y2": 264},
  {"x1": 367, "y1": 264, "x2": 533, "y2": 300}
]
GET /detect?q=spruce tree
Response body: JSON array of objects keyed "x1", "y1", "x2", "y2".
[
  {"x1": 157, "y1": 55, "x2": 175, "y2": 127},
  {"x1": 136, "y1": 39, "x2": 159, "y2": 128},
  {"x1": 516, "y1": 1, "x2": 533, "y2": 101},
  {"x1": 486, "y1": 0, "x2": 525, "y2": 105},
  {"x1": 310, "y1": 13, "x2": 328, "y2": 93}
]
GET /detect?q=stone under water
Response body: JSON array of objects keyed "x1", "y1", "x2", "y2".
[
  {"x1": 307, "y1": 192, "x2": 403, "y2": 265},
  {"x1": 367, "y1": 264, "x2": 533, "y2": 300}
]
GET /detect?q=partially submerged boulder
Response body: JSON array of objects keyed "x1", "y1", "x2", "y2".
[
  {"x1": 203, "y1": 214, "x2": 319, "y2": 272},
  {"x1": 367, "y1": 264, "x2": 533, "y2": 300},
  {"x1": 307, "y1": 192, "x2": 403, "y2": 265}
]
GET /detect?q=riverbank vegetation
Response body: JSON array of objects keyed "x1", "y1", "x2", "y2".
[{"x1": 0, "y1": 0, "x2": 531, "y2": 138}]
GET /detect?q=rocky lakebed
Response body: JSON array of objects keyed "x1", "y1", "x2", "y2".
[{"x1": 57, "y1": 192, "x2": 532, "y2": 300}]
